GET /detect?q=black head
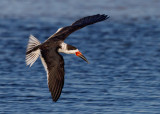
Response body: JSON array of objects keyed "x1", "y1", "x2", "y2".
[{"x1": 67, "y1": 44, "x2": 77, "y2": 50}]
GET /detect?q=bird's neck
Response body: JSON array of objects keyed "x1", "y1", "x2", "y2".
[{"x1": 58, "y1": 42, "x2": 78, "y2": 54}]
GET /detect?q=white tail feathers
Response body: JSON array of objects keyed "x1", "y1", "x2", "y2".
[{"x1": 26, "y1": 35, "x2": 41, "y2": 67}]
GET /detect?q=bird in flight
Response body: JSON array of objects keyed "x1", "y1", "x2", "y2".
[{"x1": 26, "y1": 14, "x2": 109, "y2": 102}]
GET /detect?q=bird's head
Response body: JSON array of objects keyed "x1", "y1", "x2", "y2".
[
  {"x1": 59, "y1": 43, "x2": 89, "y2": 63},
  {"x1": 75, "y1": 50, "x2": 89, "y2": 64}
]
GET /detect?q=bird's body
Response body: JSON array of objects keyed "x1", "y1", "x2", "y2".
[{"x1": 26, "y1": 14, "x2": 109, "y2": 102}]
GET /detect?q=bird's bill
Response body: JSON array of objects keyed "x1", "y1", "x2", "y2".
[{"x1": 75, "y1": 51, "x2": 89, "y2": 63}]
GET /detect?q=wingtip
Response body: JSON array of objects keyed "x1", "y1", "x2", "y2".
[
  {"x1": 52, "y1": 97, "x2": 58, "y2": 102},
  {"x1": 95, "y1": 14, "x2": 110, "y2": 21},
  {"x1": 106, "y1": 15, "x2": 110, "y2": 19},
  {"x1": 50, "y1": 89, "x2": 62, "y2": 102},
  {"x1": 52, "y1": 99, "x2": 57, "y2": 102},
  {"x1": 101, "y1": 14, "x2": 110, "y2": 20}
]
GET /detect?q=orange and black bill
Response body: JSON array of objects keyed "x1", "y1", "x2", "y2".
[{"x1": 76, "y1": 51, "x2": 89, "y2": 63}]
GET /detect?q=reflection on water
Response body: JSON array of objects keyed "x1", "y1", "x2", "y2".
[{"x1": 0, "y1": 0, "x2": 160, "y2": 114}]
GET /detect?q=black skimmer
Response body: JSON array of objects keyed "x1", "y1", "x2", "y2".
[{"x1": 26, "y1": 14, "x2": 109, "y2": 102}]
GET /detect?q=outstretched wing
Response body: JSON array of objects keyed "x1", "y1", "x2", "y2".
[
  {"x1": 71, "y1": 14, "x2": 109, "y2": 26},
  {"x1": 49, "y1": 14, "x2": 109, "y2": 40},
  {"x1": 40, "y1": 48, "x2": 64, "y2": 102}
]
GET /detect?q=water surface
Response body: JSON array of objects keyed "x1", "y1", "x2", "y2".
[{"x1": 0, "y1": 0, "x2": 160, "y2": 114}]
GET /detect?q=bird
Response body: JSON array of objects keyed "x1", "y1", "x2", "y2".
[{"x1": 26, "y1": 14, "x2": 109, "y2": 102}]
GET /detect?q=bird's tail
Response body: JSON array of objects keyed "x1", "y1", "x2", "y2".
[{"x1": 26, "y1": 35, "x2": 41, "y2": 67}]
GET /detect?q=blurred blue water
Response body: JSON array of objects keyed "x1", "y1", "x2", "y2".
[{"x1": 0, "y1": 0, "x2": 160, "y2": 114}]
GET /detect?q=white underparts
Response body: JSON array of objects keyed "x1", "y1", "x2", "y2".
[
  {"x1": 26, "y1": 35, "x2": 41, "y2": 67},
  {"x1": 58, "y1": 42, "x2": 79, "y2": 54}
]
